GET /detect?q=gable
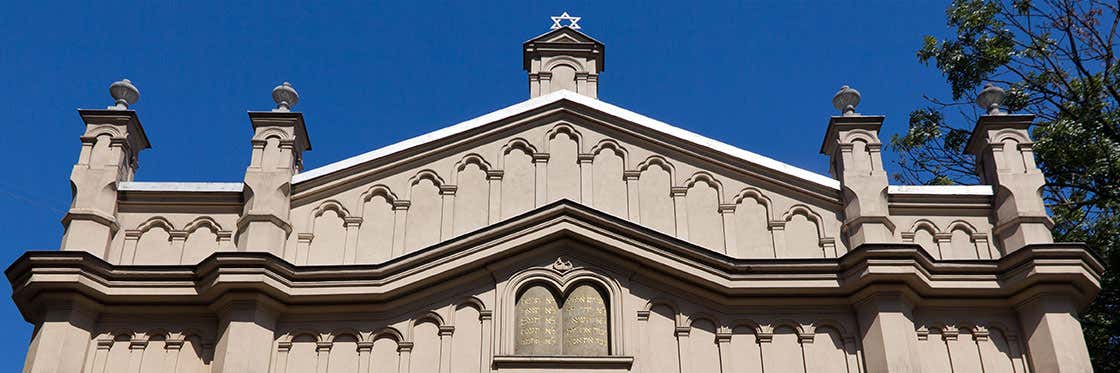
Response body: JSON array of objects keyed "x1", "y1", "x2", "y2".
[
  {"x1": 294, "y1": 90, "x2": 838, "y2": 191},
  {"x1": 285, "y1": 90, "x2": 846, "y2": 265}
]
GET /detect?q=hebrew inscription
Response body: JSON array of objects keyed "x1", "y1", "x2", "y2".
[
  {"x1": 515, "y1": 285, "x2": 562, "y2": 354},
  {"x1": 515, "y1": 283, "x2": 609, "y2": 355},
  {"x1": 562, "y1": 285, "x2": 609, "y2": 355}
]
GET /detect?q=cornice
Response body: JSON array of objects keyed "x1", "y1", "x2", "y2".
[
  {"x1": 77, "y1": 108, "x2": 151, "y2": 151},
  {"x1": 247, "y1": 111, "x2": 311, "y2": 151},
  {"x1": 7, "y1": 201, "x2": 1103, "y2": 320}
]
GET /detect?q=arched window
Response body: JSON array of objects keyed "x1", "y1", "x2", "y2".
[{"x1": 514, "y1": 282, "x2": 609, "y2": 356}]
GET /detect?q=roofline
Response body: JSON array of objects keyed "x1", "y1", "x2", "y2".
[
  {"x1": 117, "y1": 181, "x2": 244, "y2": 193},
  {"x1": 887, "y1": 185, "x2": 994, "y2": 196},
  {"x1": 292, "y1": 90, "x2": 843, "y2": 190}
]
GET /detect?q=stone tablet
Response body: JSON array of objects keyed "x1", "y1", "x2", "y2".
[
  {"x1": 515, "y1": 285, "x2": 562, "y2": 355},
  {"x1": 562, "y1": 285, "x2": 609, "y2": 355}
]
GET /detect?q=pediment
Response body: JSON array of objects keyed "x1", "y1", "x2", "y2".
[
  {"x1": 287, "y1": 91, "x2": 847, "y2": 265},
  {"x1": 525, "y1": 27, "x2": 603, "y2": 46},
  {"x1": 546, "y1": 34, "x2": 582, "y2": 43}
]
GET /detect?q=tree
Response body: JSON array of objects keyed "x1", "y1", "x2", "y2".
[{"x1": 891, "y1": 0, "x2": 1120, "y2": 370}]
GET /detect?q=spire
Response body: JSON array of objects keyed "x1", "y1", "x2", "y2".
[{"x1": 524, "y1": 13, "x2": 604, "y2": 98}]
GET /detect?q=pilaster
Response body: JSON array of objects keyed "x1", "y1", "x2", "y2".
[
  {"x1": 623, "y1": 171, "x2": 641, "y2": 222},
  {"x1": 22, "y1": 295, "x2": 100, "y2": 373},
  {"x1": 343, "y1": 216, "x2": 363, "y2": 264},
  {"x1": 487, "y1": 171, "x2": 504, "y2": 224},
  {"x1": 438, "y1": 326, "x2": 455, "y2": 373},
  {"x1": 854, "y1": 289, "x2": 921, "y2": 373},
  {"x1": 210, "y1": 294, "x2": 281, "y2": 373},
  {"x1": 670, "y1": 187, "x2": 688, "y2": 239},
  {"x1": 533, "y1": 153, "x2": 549, "y2": 205},
  {"x1": 1015, "y1": 291, "x2": 1093, "y2": 372},
  {"x1": 578, "y1": 153, "x2": 594, "y2": 203}
]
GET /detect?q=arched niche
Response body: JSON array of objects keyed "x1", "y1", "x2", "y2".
[
  {"x1": 730, "y1": 188, "x2": 774, "y2": 258},
  {"x1": 545, "y1": 124, "x2": 582, "y2": 203},
  {"x1": 780, "y1": 205, "x2": 828, "y2": 258},
  {"x1": 405, "y1": 170, "x2": 446, "y2": 252},
  {"x1": 308, "y1": 200, "x2": 350, "y2": 264},
  {"x1": 132, "y1": 217, "x2": 179, "y2": 265},
  {"x1": 357, "y1": 185, "x2": 398, "y2": 263},
  {"x1": 906, "y1": 220, "x2": 941, "y2": 258},
  {"x1": 499, "y1": 138, "x2": 537, "y2": 219},
  {"x1": 513, "y1": 281, "x2": 609, "y2": 356},
  {"x1": 502, "y1": 264, "x2": 623, "y2": 356},
  {"x1": 683, "y1": 172, "x2": 725, "y2": 252},
  {"x1": 635, "y1": 156, "x2": 676, "y2": 235},
  {"x1": 453, "y1": 154, "x2": 492, "y2": 235},
  {"x1": 589, "y1": 140, "x2": 628, "y2": 217},
  {"x1": 182, "y1": 217, "x2": 223, "y2": 264}
]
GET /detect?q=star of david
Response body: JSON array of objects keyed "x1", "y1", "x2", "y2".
[{"x1": 550, "y1": 12, "x2": 582, "y2": 30}]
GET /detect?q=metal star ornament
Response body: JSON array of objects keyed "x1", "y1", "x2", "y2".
[{"x1": 550, "y1": 12, "x2": 582, "y2": 29}]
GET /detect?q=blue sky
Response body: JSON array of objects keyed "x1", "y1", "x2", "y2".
[{"x1": 0, "y1": 0, "x2": 958, "y2": 366}]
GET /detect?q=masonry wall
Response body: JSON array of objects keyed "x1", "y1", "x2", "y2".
[{"x1": 283, "y1": 116, "x2": 851, "y2": 266}]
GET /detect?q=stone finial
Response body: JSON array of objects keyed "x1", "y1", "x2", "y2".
[
  {"x1": 832, "y1": 85, "x2": 861, "y2": 116},
  {"x1": 108, "y1": 79, "x2": 140, "y2": 110},
  {"x1": 976, "y1": 83, "x2": 1006, "y2": 115},
  {"x1": 272, "y1": 82, "x2": 299, "y2": 112}
]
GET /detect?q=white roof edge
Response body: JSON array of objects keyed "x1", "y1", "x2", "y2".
[
  {"x1": 293, "y1": 92, "x2": 565, "y2": 183},
  {"x1": 118, "y1": 181, "x2": 244, "y2": 192},
  {"x1": 293, "y1": 90, "x2": 841, "y2": 190},
  {"x1": 887, "y1": 185, "x2": 994, "y2": 196}
]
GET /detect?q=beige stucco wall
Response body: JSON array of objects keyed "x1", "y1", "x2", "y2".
[
  {"x1": 284, "y1": 115, "x2": 849, "y2": 266},
  {"x1": 110, "y1": 211, "x2": 239, "y2": 265},
  {"x1": 68, "y1": 244, "x2": 1039, "y2": 373}
]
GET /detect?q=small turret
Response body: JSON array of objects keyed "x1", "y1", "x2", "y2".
[
  {"x1": 60, "y1": 79, "x2": 151, "y2": 256},
  {"x1": 235, "y1": 82, "x2": 311, "y2": 256},
  {"x1": 965, "y1": 84, "x2": 1053, "y2": 252},
  {"x1": 524, "y1": 13, "x2": 604, "y2": 98},
  {"x1": 820, "y1": 85, "x2": 894, "y2": 247}
]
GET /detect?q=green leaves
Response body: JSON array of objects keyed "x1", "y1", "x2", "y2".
[
  {"x1": 903, "y1": 2, "x2": 1120, "y2": 368},
  {"x1": 919, "y1": 0, "x2": 1015, "y2": 99},
  {"x1": 897, "y1": 108, "x2": 944, "y2": 148},
  {"x1": 888, "y1": 108, "x2": 977, "y2": 185}
]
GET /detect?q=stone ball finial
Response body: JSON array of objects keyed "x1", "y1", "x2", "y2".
[
  {"x1": 976, "y1": 83, "x2": 1006, "y2": 115},
  {"x1": 832, "y1": 85, "x2": 861, "y2": 116},
  {"x1": 108, "y1": 79, "x2": 139, "y2": 110},
  {"x1": 272, "y1": 82, "x2": 299, "y2": 112}
]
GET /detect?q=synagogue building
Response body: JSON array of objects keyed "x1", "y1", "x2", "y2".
[{"x1": 10, "y1": 17, "x2": 1103, "y2": 373}]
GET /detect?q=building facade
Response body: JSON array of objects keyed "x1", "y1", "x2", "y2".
[{"x1": 9, "y1": 23, "x2": 1104, "y2": 373}]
